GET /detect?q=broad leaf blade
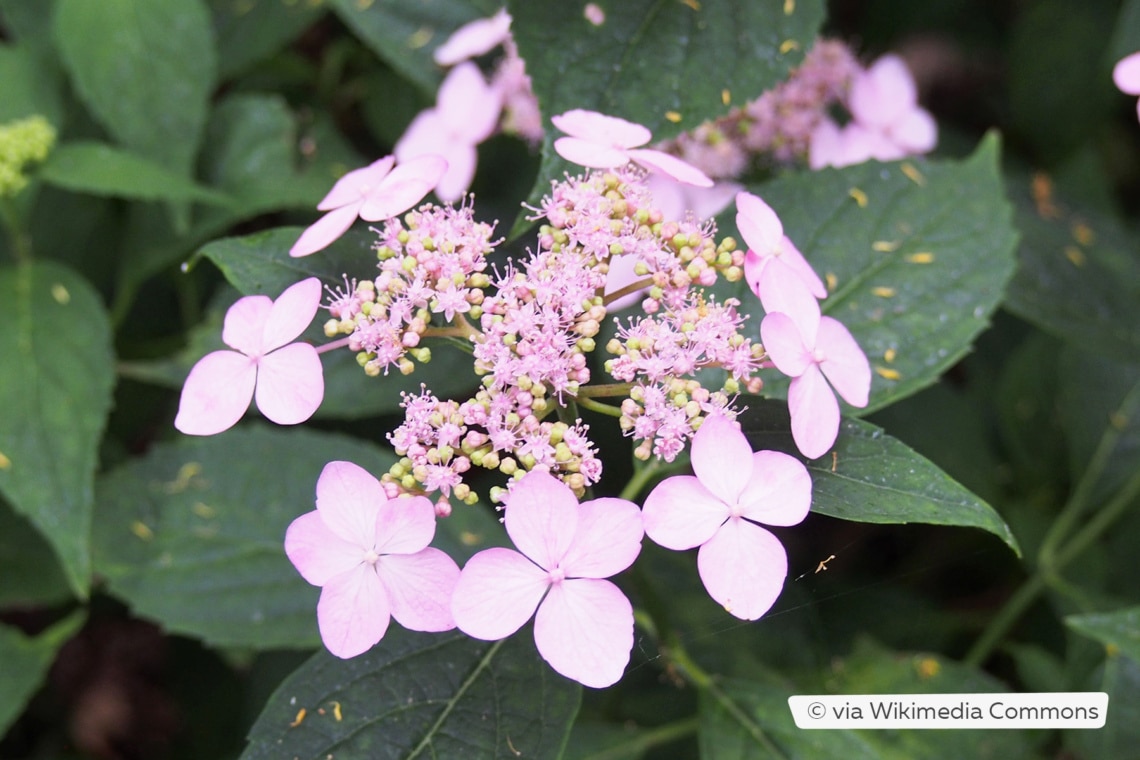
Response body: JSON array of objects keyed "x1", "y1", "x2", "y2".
[
  {"x1": 53, "y1": 0, "x2": 215, "y2": 176},
  {"x1": 1067, "y1": 606, "x2": 1140, "y2": 664},
  {"x1": 40, "y1": 142, "x2": 235, "y2": 205},
  {"x1": 0, "y1": 262, "x2": 114, "y2": 597},
  {"x1": 211, "y1": 0, "x2": 324, "y2": 80},
  {"x1": 0, "y1": 612, "x2": 85, "y2": 736},
  {"x1": 1003, "y1": 171, "x2": 1140, "y2": 360},
  {"x1": 739, "y1": 401, "x2": 1020, "y2": 554},
  {"x1": 743, "y1": 135, "x2": 1018, "y2": 413},
  {"x1": 512, "y1": 0, "x2": 824, "y2": 228},
  {"x1": 242, "y1": 628, "x2": 581, "y2": 760},
  {"x1": 0, "y1": 497, "x2": 72, "y2": 608},
  {"x1": 93, "y1": 426, "x2": 394, "y2": 649}
]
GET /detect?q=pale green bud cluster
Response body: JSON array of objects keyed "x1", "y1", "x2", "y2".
[{"x1": 0, "y1": 116, "x2": 56, "y2": 198}]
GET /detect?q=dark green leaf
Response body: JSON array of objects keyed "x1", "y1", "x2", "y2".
[
  {"x1": 93, "y1": 426, "x2": 396, "y2": 649},
  {"x1": 40, "y1": 142, "x2": 235, "y2": 205},
  {"x1": 745, "y1": 135, "x2": 1017, "y2": 413},
  {"x1": 0, "y1": 262, "x2": 115, "y2": 597},
  {"x1": 211, "y1": 0, "x2": 325, "y2": 80},
  {"x1": 1067, "y1": 650, "x2": 1140, "y2": 760},
  {"x1": 0, "y1": 497, "x2": 72, "y2": 608},
  {"x1": 1111, "y1": 0, "x2": 1140, "y2": 60},
  {"x1": 328, "y1": 0, "x2": 484, "y2": 94},
  {"x1": 242, "y1": 627, "x2": 581, "y2": 760},
  {"x1": 512, "y1": 0, "x2": 824, "y2": 226},
  {"x1": 739, "y1": 400, "x2": 1020, "y2": 554},
  {"x1": 1003, "y1": 171, "x2": 1140, "y2": 360},
  {"x1": 0, "y1": 37, "x2": 64, "y2": 126},
  {"x1": 53, "y1": 0, "x2": 216, "y2": 175},
  {"x1": 0, "y1": 612, "x2": 85, "y2": 736},
  {"x1": 1057, "y1": 347, "x2": 1140, "y2": 506},
  {"x1": 700, "y1": 639, "x2": 1037, "y2": 759},
  {"x1": 1067, "y1": 606, "x2": 1140, "y2": 665}
]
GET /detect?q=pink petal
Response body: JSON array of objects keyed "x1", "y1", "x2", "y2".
[
  {"x1": 642, "y1": 474, "x2": 728, "y2": 550},
  {"x1": 317, "y1": 563, "x2": 390, "y2": 658},
  {"x1": 743, "y1": 250, "x2": 768, "y2": 300},
  {"x1": 254, "y1": 343, "x2": 324, "y2": 425},
  {"x1": 788, "y1": 366, "x2": 840, "y2": 460},
  {"x1": 776, "y1": 237, "x2": 828, "y2": 298},
  {"x1": 760, "y1": 312, "x2": 813, "y2": 378},
  {"x1": 262, "y1": 278, "x2": 322, "y2": 352},
  {"x1": 315, "y1": 460, "x2": 384, "y2": 547},
  {"x1": 358, "y1": 154, "x2": 448, "y2": 222},
  {"x1": 289, "y1": 203, "x2": 362, "y2": 258},
  {"x1": 559, "y1": 497, "x2": 643, "y2": 579},
  {"x1": 690, "y1": 414, "x2": 753, "y2": 504},
  {"x1": 377, "y1": 548, "x2": 460, "y2": 632},
  {"x1": 433, "y1": 9, "x2": 512, "y2": 66},
  {"x1": 808, "y1": 118, "x2": 844, "y2": 170},
  {"x1": 646, "y1": 175, "x2": 738, "y2": 220},
  {"x1": 174, "y1": 350, "x2": 256, "y2": 435},
  {"x1": 696, "y1": 519, "x2": 787, "y2": 621},
  {"x1": 553, "y1": 136, "x2": 631, "y2": 169},
  {"x1": 503, "y1": 470, "x2": 579, "y2": 570},
  {"x1": 551, "y1": 109, "x2": 651, "y2": 148},
  {"x1": 1114, "y1": 52, "x2": 1140, "y2": 95},
  {"x1": 451, "y1": 547, "x2": 549, "y2": 640},
  {"x1": 284, "y1": 510, "x2": 364, "y2": 586},
  {"x1": 757, "y1": 260, "x2": 822, "y2": 336},
  {"x1": 891, "y1": 108, "x2": 937, "y2": 154},
  {"x1": 433, "y1": 143, "x2": 478, "y2": 203},
  {"x1": 438, "y1": 62, "x2": 502, "y2": 143},
  {"x1": 316, "y1": 156, "x2": 394, "y2": 211},
  {"x1": 222, "y1": 295, "x2": 272, "y2": 355},
  {"x1": 735, "y1": 191, "x2": 784, "y2": 255},
  {"x1": 373, "y1": 494, "x2": 437, "y2": 555},
  {"x1": 850, "y1": 54, "x2": 916, "y2": 128},
  {"x1": 738, "y1": 451, "x2": 812, "y2": 527},
  {"x1": 817, "y1": 316, "x2": 871, "y2": 408},
  {"x1": 395, "y1": 109, "x2": 450, "y2": 164},
  {"x1": 627, "y1": 148, "x2": 714, "y2": 187},
  {"x1": 533, "y1": 579, "x2": 633, "y2": 688},
  {"x1": 603, "y1": 252, "x2": 646, "y2": 311}
]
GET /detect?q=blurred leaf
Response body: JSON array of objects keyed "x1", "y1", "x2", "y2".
[
  {"x1": 1067, "y1": 651, "x2": 1140, "y2": 760},
  {"x1": 0, "y1": 612, "x2": 85, "y2": 737},
  {"x1": 995, "y1": 332, "x2": 1067, "y2": 491},
  {"x1": 744, "y1": 135, "x2": 1017, "y2": 413},
  {"x1": 0, "y1": 497, "x2": 72, "y2": 609},
  {"x1": 1057, "y1": 347, "x2": 1140, "y2": 506},
  {"x1": 739, "y1": 401, "x2": 1020, "y2": 554},
  {"x1": 512, "y1": 0, "x2": 824, "y2": 229},
  {"x1": 211, "y1": 0, "x2": 324, "y2": 80},
  {"x1": 1111, "y1": 0, "x2": 1140, "y2": 61},
  {"x1": 241, "y1": 627, "x2": 581, "y2": 760},
  {"x1": 563, "y1": 720, "x2": 660, "y2": 760},
  {"x1": 40, "y1": 142, "x2": 235, "y2": 205},
  {"x1": 1004, "y1": 643, "x2": 1070, "y2": 694},
  {"x1": 53, "y1": 0, "x2": 216, "y2": 175},
  {"x1": 1067, "y1": 606, "x2": 1140, "y2": 664},
  {"x1": 1008, "y1": 0, "x2": 1116, "y2": 160},
  {"x1": 93, "y1": 425, "x2": 501, "y2": 649},
  {"x1": 700, "y1": 640, "x2": 1038, "y2": 759},
  {"x1": 199, "y1": 93, "x2": 331, "y2": 209},
  {"x1": 0, "y1": 37, "x2": 64, "y2": 126},
  {"x1": 328, "y1": 0, "x2": 484, "y2": 94},
  {"x1": 0, "y1": 262, "x2": 114, "y2": 597},
  {"x1": 94, "y1": 426, "x2": 394, "y2": 649},
  {"x1": 1003, "y1": 171, "x2": 1140, "y2": 360}
]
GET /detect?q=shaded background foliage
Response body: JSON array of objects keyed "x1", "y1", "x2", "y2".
[{"x1": 1, "y1": 0, "x2": 1139, "y2": 758}]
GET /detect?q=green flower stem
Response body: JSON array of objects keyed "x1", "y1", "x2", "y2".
[
  {"x1": 0, "y1": 198, "x2": 31, "y2": 263},
  {"x1": 575, "y1": 395, "x2": 622, "y2": 418},
  {"x1": 965, "y1": 467, "x2": 1140, "y2": 667},
  {"x1": 577, "y1": 381, "x2": 635, "y2": 398},
  {"x1": 603, "y1": 276, "x2": 653, "y2": 307},
  {"x1": 1036, "y1": 382, "x2": 1140, "y2": 570},
  {"x1": 620, "y1": 458, "x2": 662, "y2": 502},
  {"x1": 579, "y1": 717, "x2": 699, "y2": 760}
]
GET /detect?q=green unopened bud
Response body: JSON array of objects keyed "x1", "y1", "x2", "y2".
[{"x1": 500, "y1": 457, "x2": 518, "y2": 475}]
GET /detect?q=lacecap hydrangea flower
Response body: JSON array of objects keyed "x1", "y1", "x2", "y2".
[
  {"x1": 451, "y1": 470, "x2": 644, "y2": 688},
  {"x1": 642, "y1": 414, "x2": 811, "y2": 620}
]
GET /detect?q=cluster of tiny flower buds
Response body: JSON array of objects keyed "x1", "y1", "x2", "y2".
[
  {"x1": 322, "y1": 201, "x2": 495, "y2": 376},
  {"x1": 0, "y1": 115, "x2": 56, "y2": 198},
  {"x1": 385, "y1": 386, "x2": 600, "y2": 507}
]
